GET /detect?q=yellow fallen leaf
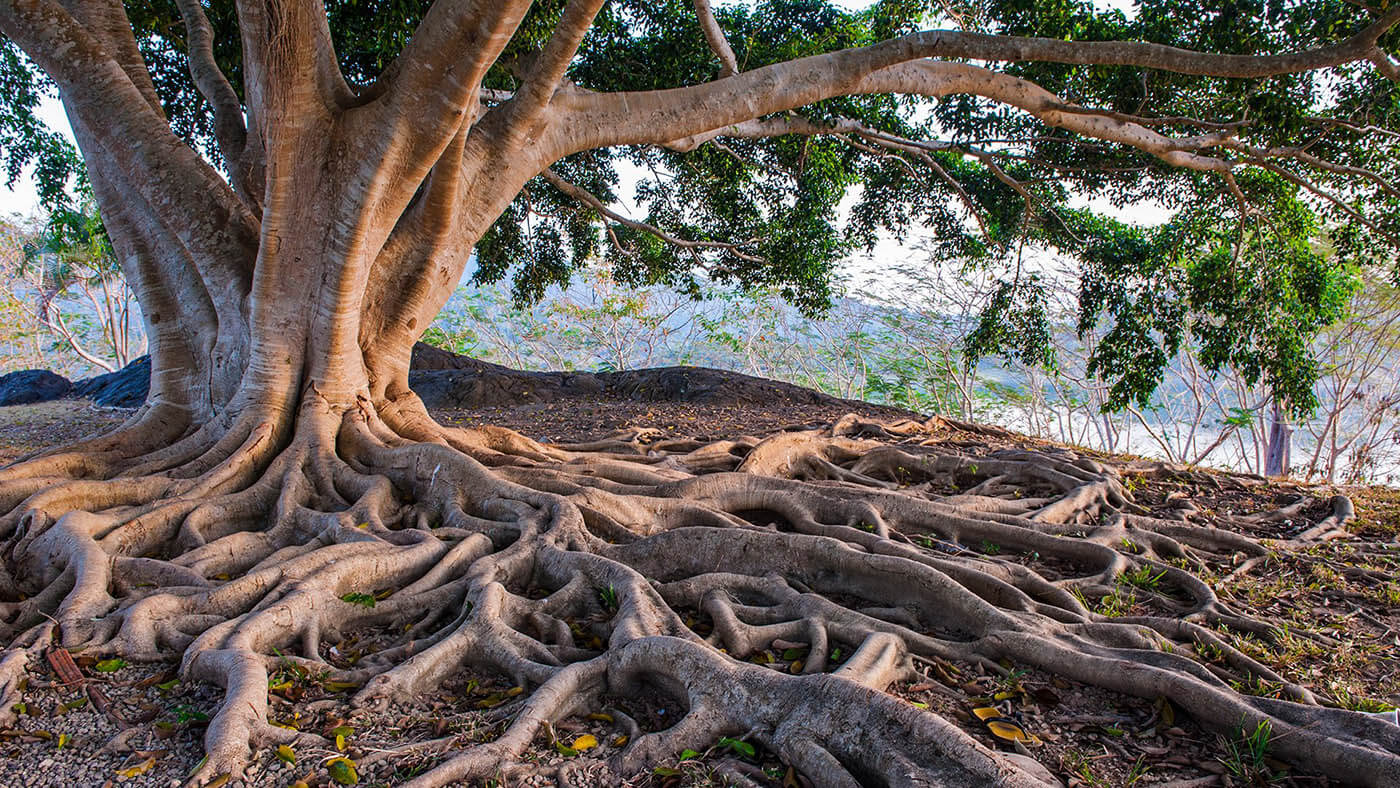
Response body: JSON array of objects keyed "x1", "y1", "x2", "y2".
[
  {"x1": 276, "y1": 744, "x2": 296, "y2": 764},
  {"x1": 972, "y1": 706, "x2": 1001, "y2": 721},
  {"x1": 1155, "y1": 696, "x2": 1176, "y2": 726},
  {"x1": 571, "y1": 734, "x2": 598, "y2": 752},
  {"x1": 505, "y1": 686, "x2": 524, "y2": 697},
  {"x1": 206, "y1": 775, "x2": 231, "y2": 788},
  {"x1": 474, "y1": 693, "x2": 506, "y2": 708},
  {"x1": 586, "y1": 712, "x2": 614, "y2": 723},
  {"x1": 116, "y1": 757, "x2": 157, "y2": 777},
  {"x1": 985, "y1": 719, "x2": 1041, "y2": 745},
  {"x1": 612, "y1": 735, "x2": 629, "y2": 747}
]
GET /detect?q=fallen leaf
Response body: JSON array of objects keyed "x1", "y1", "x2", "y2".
[
  {"x1": 986, "y1": 719, "x2": 1041, "y2": 745},
  {"x1": 719, "y1": 736, "x2": 756, "y2": 757},
  {"x1": 327, "y1": 757, "x2": 358, "y2": 785},
  {"x1": 59, "y1": 697, "x2": 88, "y2": 712},
  {"x1": 474, "y1": 693, "x2": 506, "y2": 708},
  {"x1": 116, "y1": 757, "x2": 156, "y2": 777},
  {"x1": 571, "y1": 734, "x2": 598, "y2": 752},
  {"x1": 1154, "y1": 696, "x2": 1176, "y2": 727},
  {"x1": 93, "y1": 658, "x2": 126, "y2": 673},
  {"x1": 276, "y1": 744, "x2": 296, "y2": 764}
]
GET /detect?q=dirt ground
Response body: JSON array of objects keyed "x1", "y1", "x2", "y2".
[{"x1": 0, "y1": 397, "x2": 1396, "y2": 788}]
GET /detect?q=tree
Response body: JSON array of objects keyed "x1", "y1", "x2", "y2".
[
  {"x1": 11, "y1": 198, "x2": 145, "y2": 372},
  {"x1": 1, "y1": 1, "x2": 1399, "y2": 785}
]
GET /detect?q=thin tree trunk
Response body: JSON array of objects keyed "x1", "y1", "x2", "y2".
[{"x1": 1265, "y1": 398, "x2": 1293, "y2": 477}]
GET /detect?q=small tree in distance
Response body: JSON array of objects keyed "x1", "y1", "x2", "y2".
[{"x1": 12, "y1": 199, "x2": 144, "y2": 372}]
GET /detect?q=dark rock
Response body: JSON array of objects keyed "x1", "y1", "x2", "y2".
[
  {"x1": 43, "y1": 341, "x2": 850, "y2": 411},
  {"x1": 0, "y1": 369, "x2": 72, "y2": 406},
  {"x1": 407, "y1": 341, "x2": 847, "y2": 410},
  {"x1": 72, "y1": 355, "x2": 150, "y2": 408}
]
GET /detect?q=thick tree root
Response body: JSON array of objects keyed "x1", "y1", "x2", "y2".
[{"x1": 0, "y1": 395, "x2": 1396, "y2": 786}]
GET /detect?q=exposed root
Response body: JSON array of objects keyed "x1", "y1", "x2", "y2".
[{"x1": 1, "y1": 396, "x2": 1396, "y2": 786}]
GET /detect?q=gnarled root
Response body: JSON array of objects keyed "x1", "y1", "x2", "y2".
[{"x1": 1, "y1": 397, "x2": 1395, "y2": 786}]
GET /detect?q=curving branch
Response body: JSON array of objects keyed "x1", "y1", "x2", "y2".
[
  {"x1": 541, "y1": 168, "x2": 764, "y2": 262},
  {"x1": 558, "y1": 7, "x2": 1400, "y2": 156},
  {"x1": 694, "y1": 0, "x2": 739, "y2": 78},
  {"x1": 174, "y1": 0, "x2": 256, "y2": 204}
]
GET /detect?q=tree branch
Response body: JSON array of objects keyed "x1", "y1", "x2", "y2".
[
  {"x1": 694, "y1": 0, "x2": 739, "y2": 78},
  {"x1": 370, "y1": 0, "x2": 531, "y2": 141},
  {"x1": 174, "y1": 0, "x2": 254, "y2": 202},
  {"x1": 559, "y1": 7, "x2": 1400, "y2": 155},
  {"x1": 499, "y1": 0, "x2": 607, "y2": 142},
  {"x1": 541, "y1": 168, "x2": 763, "y2": 262}
]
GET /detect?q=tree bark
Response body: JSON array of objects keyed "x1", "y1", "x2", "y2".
[{"x1": 1266, "y1": 399, "x2": 1294, "y2": 477}]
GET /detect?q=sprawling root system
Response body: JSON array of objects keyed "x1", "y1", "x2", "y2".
[{"x1": 0, "y1": 395, "x2": 1395, "y2": 786}]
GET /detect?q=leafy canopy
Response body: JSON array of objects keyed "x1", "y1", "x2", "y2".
[{"x1": 4, "y1": 0, "x2": 1398, "y2": 415}]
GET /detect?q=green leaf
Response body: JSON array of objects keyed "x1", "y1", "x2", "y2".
[
  {"x1": 276, "y1": 744, "x2": 296, "y2": 764},
  {"x1": 93, "y1": 658, "x2": 127, "y2": 672},
  {"x1": 327, "y1": 757, "x2": 359, "y2": 785},
  {"x1": 679, "y1": 748, "x2": 701, "y2": 760},
  {"x1": 719, "y1": 736, "x2": 756, "y2": 757},
  {"x1": 339, "y1": 592, "x2": 376, "y2": 608}
]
